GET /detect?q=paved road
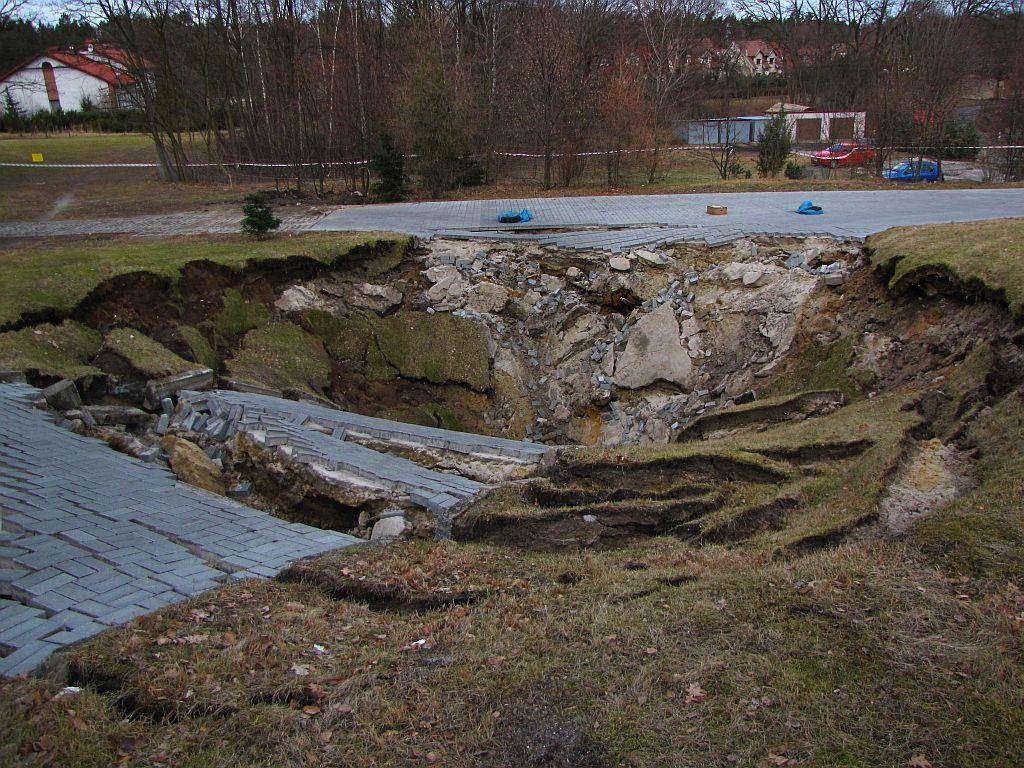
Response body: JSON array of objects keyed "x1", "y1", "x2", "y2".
[
  {"x1": 1, "y1": 188, "x2": 1021, "y2": 250},
  {"x1": 311, "y1": 188, "x2": 1024, "y2": 250},
  {"x1": 0, "y1": 383, "x2": 360, "y2": 676}
]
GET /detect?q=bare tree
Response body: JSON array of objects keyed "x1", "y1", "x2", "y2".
[{"x1": 632, "y1": 0, "x2": 721, "y2": 181}]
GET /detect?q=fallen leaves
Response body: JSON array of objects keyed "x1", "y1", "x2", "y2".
[
  {"x1": 684, "y1": 683, "x2": 708, "y2": 704},
  {"x1": 908, "y1": 755, "x2": 933, "y2": 768},
  {"x1": 291, "y1": 664, "x2": 310, "y2": 677},
  {"x1": 66, "y1": 709, "x2": 90, "y2": 732}
]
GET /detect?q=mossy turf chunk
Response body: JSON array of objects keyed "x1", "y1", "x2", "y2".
[
  {"x1": 225, "y1": 320, "x2": 331, "y2": 395},
  {"x1": 0, "y1": 321, "x2": 102, "y2": 380},
  {"x1": 373, "y1": 312, "x2": 491, "y2": 391},
  {"x1": 214, "y1": 288, "x2": 271, "y2": 341},
  {"x1": 100, "y1": 328, "x2": 195, "y2": 378},
  {"x1": 868, "y1": 218, "x2": 1024, "y2": 317},
  {"x1": 177, "y1": 325, "x2": 218, "y2": 370}
]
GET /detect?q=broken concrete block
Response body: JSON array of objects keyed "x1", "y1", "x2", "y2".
[
  {"x1": 371, "y1": 513, "x2": 409, "y2": 541},
  {"x1": 227, "y1": 481, "x2": 252, "y2": 499},
  {"x1": 0, "y1": 370, "x2": 28, "y2": 383},
  {"x1": 144, "y1": 369, "x2": 214, "y2": 410},
  {"x1": 84, "y1": 405, "x2": 150, "y2": 427},
  {"x1": 42, "y1": 380, "x2": 82, "y2": 411}
]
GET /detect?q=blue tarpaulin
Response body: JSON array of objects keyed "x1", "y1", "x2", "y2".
[
  {"x1": 499, "y1": 208, "x2": 533, "y2": 224},
  {"x1": 796, "y1": 200, "x2": 824, "y2": 215}
]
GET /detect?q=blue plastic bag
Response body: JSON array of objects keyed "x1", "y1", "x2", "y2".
[
  {"x1": 796, "y1": 200, "x2": 823, "y2": 215},
  {"x1": 499, "y1": 208, "x2": 533, "y2": 224}
]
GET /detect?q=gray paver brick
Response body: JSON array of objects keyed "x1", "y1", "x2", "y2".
[
  {"x1": 0, "y1": 381, "x2": 368, "y2": 678},
  {"x1": 0, "y1": 640, "x2": 63, "y2": 676}
]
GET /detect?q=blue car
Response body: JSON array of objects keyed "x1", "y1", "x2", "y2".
[{"x1": 883, "y1": 159, "x2": 944, "y2": 182}]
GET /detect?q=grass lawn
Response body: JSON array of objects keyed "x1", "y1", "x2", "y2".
[
  {"x1": 0, "y1": 133, "x2": 262, "y2": 222},
  {"x1": 868, "y1": 218, "x2": 1024, "y2": 318},
  {"x1": 0, "y1": 231, "x2": 404, "y2": 327}
]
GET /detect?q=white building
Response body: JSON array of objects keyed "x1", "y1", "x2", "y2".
[
  {"x1": 765, "y1": 103, "x2": 868, "y2": 143},
  {"x1": 0, "y1": 43, "x2": 142, "y2": 115}
]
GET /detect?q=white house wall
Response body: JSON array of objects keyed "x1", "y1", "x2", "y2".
[{"x1": 0, "y1": 56, "x2": 112, "y2": 115}]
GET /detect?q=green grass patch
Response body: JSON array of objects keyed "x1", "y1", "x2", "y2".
[
  {"x1": 100, "y1": 327, "x2": 195, "y2": 378},
  {"x1": 868, "y1": 218, "x2": 1024, "y2": 317},
  {"x1": 0, "y1": 133, "x2": 158, "y2": 164},
  {"x1": 0, "y1": 232, "x2": 408, "y2": 327},
  {"x1": 225, "y1": 320, "x2": 331, "y2": 395},
  {"x1": 0, "y1": 321, "x2": 102, "y2": 380}
]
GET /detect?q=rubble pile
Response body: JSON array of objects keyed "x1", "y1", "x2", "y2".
[{"x1": 387, "y1": 235, "x2": 864, "y2": 445}]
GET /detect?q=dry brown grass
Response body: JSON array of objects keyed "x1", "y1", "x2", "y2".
[{"x1": 1, "y1": 538, "x2": 1021, "y2": 767}]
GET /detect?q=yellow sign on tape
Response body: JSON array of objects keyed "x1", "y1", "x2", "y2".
[{"x1": 31, "y1": 153, "x2": 43, "y2": 163}]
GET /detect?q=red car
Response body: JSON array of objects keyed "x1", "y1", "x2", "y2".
[{"x1": 810, "y1": 141, "x2": 875, "y2": 168}]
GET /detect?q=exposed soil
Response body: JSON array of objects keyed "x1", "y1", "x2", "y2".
[{"x1": 882, "y1": 438, "x2": 976, "y2": 535}]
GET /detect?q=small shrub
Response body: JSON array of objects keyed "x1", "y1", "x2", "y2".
[
  {"x1": 370, "y1": 132, "x2": 406, "y2": 202},
  {"x1": 784, "y1": 161, "x2": 803, "y2": 179},
  {"x1": 757, "y1": 113, "x2": 792, "y2": 178},
  {"x1": 727, "y1": 159, "x2": 748, "y2": 179},
  {"x1": 240, "y1": 193, "x2": 281, "y2": 238},
  {"x1": 454, "y1": 156, "x2": 485, "y2": 187}
]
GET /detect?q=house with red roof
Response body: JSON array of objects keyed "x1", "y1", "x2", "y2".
[
  {"x1": 728, "y1": 40, "x2": 785, "y2": 76},
  {"x1": 0, "y1": 41, "x2": 144, "y2": 115}
]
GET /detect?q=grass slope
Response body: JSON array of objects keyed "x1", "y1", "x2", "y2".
[
  {"x1": 0, "y1": 232, "x2": 405, "y2": 327},
  {"x1": 0, "y1": 321, "x2": 102, "y2": 380},
  {"x1": 1, "y1": 539, "x2": 1020, "y2": 767},
  {"x1": 868, "y1": 218, "x2": 1024, "y2": 317},
  {"x1": 100, "y1": 328, "x2": 195, "y2": 378}
]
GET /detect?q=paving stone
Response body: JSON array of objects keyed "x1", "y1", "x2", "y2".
[{"x1": 0, "y1": 640, "x2": 63, "y2": 676}]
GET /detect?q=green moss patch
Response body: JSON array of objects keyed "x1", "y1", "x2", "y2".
[
  {"x1": 99, "y1": 328, "x2": 195, "y2": 378},
  {"x1": 377, "y1": 403, "x2": 465, "y2": 431},
  {"x1": 0, "y1": 321, "x2": 102, "y2": 380},
  {"x1": 213, "y1": 288, "x2": 271, "y2": 341},
  {"x1": 764, "y1": 334, "x2": 863, "y2": 402},
  {"x1": 225, "y1": 320, "x2": 331, "y2": 395},
  {"x1": 868, "y1": 218, "x2": 1024, "y2": 317},
  {"x1": 303, "y1": 310, "x2": 374, "y2": 367},
  {"x1": 373, "y1": 312, "x2": 491, "y2": 391}
]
